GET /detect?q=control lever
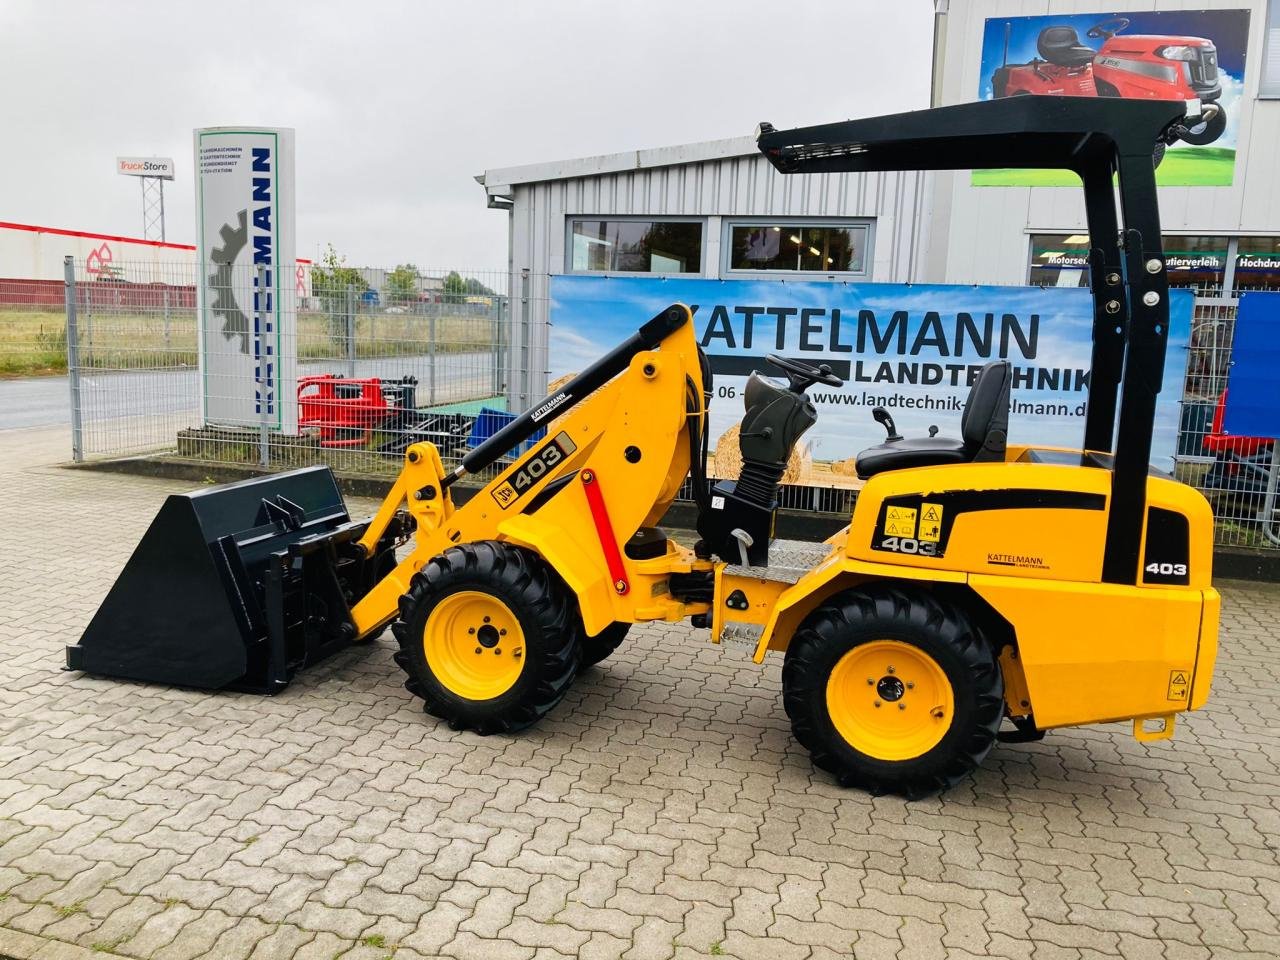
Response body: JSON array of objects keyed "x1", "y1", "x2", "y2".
[
  {"x1": 928, "y1": 425, "x2": 939, "y2": 437},
  {"x1": 729, "y1": 528, "x2": 754, "y2": 567},
  {"x1": 872, "y1": 407, "x2": 902, "y2": 442}
]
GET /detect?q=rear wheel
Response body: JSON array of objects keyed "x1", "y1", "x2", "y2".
[
  {"x1": 579, "y1": 622, "x2": 630, "y2": 669},
  {"x1": 392, "y1": 541, "x2": 580, "y2": 734},
  {"x1": 782, "y1": 586, "x2": 1003, "y2": 798}
]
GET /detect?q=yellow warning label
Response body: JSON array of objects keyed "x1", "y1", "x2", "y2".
[
  {"x1": 1167, "y1": 669, "x2": 1190, "y2": 701},
  {"x1": 919, "y1": 503, "x2": 944, "y2": 542},
  {"x1": 884, "y1": 506, "x2": 917, "y2": 538}
]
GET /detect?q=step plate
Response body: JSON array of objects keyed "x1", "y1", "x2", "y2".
[{"x1": 724, "y1": 538, "x2": 833, "y2": 584}]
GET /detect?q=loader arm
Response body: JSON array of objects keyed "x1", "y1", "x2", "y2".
[{"x1": 348, "y1": 303, "x2": 714, "y2": 639}]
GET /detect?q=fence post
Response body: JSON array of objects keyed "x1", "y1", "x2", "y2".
[
  {"x1": 162, "y1": 284, "x2": 171, "y2": 351},
  {"x1": 63, "y1": 256, "x2": 84, "y2": 463},
  {"x1": 520, "y1": 268, "x2": 531, "y2": 411},
  {"x1": 257, "y1": 263, "x2": 270, "y2": 469},
  {"x1": 492, "y1": 297, "x2": 503, "y2": 400},
  {"x1": 345, "y1": 284, "x2": 357, "y2": 378},
  {"x1": 428, "y1": 310, "x2": 438, "y2": 406}
]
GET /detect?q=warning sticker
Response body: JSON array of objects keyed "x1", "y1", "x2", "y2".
[
  {"x1": 1167, "y1": 669, "x2": 1190, "y2": 701},
  {"x1": 884, "y1": 506, "x2": 917, "y2": 537},
  {"x1": 919, "y1": 503, "x2": 944, "y2": 542}
]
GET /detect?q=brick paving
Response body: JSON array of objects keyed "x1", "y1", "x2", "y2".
[{"x1": 2, "y1": 424, "x2": 1280, "y2": 960}]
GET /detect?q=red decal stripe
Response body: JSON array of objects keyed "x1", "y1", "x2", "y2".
[{"x1": 580, "y1": 470, "x2": 628, "y2": 595}]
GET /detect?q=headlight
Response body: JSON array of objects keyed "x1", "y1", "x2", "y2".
[{"x1": 1158, "y1": 45, "x2": 1199, "y2": 61}]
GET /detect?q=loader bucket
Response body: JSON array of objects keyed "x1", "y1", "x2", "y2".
[{"x1": 66, "y1": 466, "x2": 401, "y2": 694}]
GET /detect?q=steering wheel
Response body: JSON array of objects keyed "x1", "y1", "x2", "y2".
[
  {"x1": 766, "y1": 354, "x2": 844, "y2": 392},
  {"x1": 1087, "y1": 17, "x2": 1129, "y2": 40}
]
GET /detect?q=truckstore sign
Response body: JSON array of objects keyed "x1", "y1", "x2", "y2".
[
  {"x1": 549, "y1": 276, "x2": 1192, "y2": 482},
  {"x1": 194, "y1": 127, "x2": 297, "y2": 432},
  {"x1": 976, "y1": 9, "x2": 1251, "y2": 187}
]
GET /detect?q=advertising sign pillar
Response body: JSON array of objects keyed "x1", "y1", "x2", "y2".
[{"x1": 194, "y1": 127, "x2": 297, "y2": 433}]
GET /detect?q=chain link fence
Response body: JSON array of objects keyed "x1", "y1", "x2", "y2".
[{"x1": 27, "y1": 260, "x2": 1276, "y2": 550}]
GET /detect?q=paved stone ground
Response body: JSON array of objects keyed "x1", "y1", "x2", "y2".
[{"x1": 2, "y1": 425, "x2": 1280, "y2": 960}]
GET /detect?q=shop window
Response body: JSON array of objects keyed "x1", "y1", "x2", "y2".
[
  {"x1": 724, "y1": 221, "x2": 871, "y2": 275},
  {"x1": 568, "y1": 219, "x2": 703, "y2": 274},
  {"x1": 1028, "y1": 234, "x2": 1090, "y2": 288},
  {"x1": 1164, "y1": 236, "x2": 1228, "y2": 295},
  {"x1": 1028, "y1": 233, "x2": 1227, "y2": 294},
  {"x1": 1235, "y1": 237, "x2": 1280, "y2": 292}
]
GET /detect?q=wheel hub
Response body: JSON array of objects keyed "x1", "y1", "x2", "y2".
[
  {"x1": 422, "y1": 591, "x2": 524, "y2": 700},
  {"x1": 826, "y1": 639, "x2": 955, "y2": 762},
  {"x1": 876, "y1": 675, "x2": 905, "y2": 702}
]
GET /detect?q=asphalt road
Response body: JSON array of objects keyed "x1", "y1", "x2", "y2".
[{"x1": 0, "y1": 352, "x2": 497, "y2": 433}]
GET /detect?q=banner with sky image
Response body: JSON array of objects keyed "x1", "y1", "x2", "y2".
[
  {"x1": 549, "y1": 276, "x2": 1191, "y2": 485},
  {"x1": 975, "y1": 9, "x2": 1251, "y2": 187}
]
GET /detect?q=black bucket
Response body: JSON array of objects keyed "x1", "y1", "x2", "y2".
[{"x1": 66, "y1": 466, "x2": 401, "y2": 693}]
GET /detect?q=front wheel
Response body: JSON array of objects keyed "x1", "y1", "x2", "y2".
[
  {"x1": 782, "y1": 586, "x2": 1003, "y2": 798},
  {"x1": 579, "y1": 622, "x2": 630, "y2": 670},
  {"x1": 392, "y1": 542, "x2": 580, "y2": 734},
  {"x1": 1179, "y1": 104, "x2": 1227, "y2": 146}
]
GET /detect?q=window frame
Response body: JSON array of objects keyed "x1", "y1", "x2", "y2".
[
  {"x1": 719, "y1": 217, "x2": 875, "y2": 280},
  {"x1": 1261, "y1": 0, "x2": 1280, "y2": 99},
  {"x1": 1025, "y1": 231, "x2": 1234, "y2": 294},
  {"x1": 564, "y1": 216, "x2": 708, "y2": 276}
]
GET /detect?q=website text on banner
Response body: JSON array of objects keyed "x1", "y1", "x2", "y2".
[{"x1": 548, "y1": 276, "x2": 1192, "y2": 480}]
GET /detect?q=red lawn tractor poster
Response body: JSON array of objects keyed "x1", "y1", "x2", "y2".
[{"x1": 976, "y1": 9, "x2": 1251, "y2": 186}]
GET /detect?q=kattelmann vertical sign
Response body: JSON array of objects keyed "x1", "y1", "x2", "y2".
[{"x1": 194, "y1": 127, "x2": 297, "y2": 432}]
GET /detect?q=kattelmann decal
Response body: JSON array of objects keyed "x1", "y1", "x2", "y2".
[
  {"x1": 530, "y1": 392, "x2": 569, "y2": 423},
  {"x1": 987, "y1": 552, "x2": 1049, "y2": 571}
]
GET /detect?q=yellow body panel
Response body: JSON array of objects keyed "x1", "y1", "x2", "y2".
[{"x1": 969, "y1": 575, "x2": 1205, "y2": 728}]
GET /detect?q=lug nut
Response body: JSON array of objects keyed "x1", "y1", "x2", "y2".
[
  {"x1": 886, "y1": 666, "x2": 895, "y2": 674},
  {"x1": 468, "y1": 627, "x2": 476, "y2": 634},
  {"x1": 898, "y1": 703, "x2": 906, "y2": 711},
  {"x1": 874, "y1": 701, "x2": 881, "y2": 708},
  {"x1": 475, "y1": 647, "x2": 482, "y2": 654},
  {"x1": 866, "y1": 678, "x2": 875, "y2": 685},
  {"x1": 483, "y1": 616, "x2": 491, "y2": 624},
  {"x1": 495, "y1": 648, "x2": 502, "y2": 655},
  {"x1": 906, "y1": 681, "x2": 914, "y2": 690},
  {"x1": 499, "y1": 629, "x2": 507, "y2": 636}
]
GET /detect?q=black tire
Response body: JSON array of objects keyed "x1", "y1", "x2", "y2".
[
  {"x1": 1152, "y1": 140, "x2": 1166, "y2": 170},
  {"x1": 1094, "y1": 78, "x2": 1120, "y2": 98},
  {"x1": 579, "y1": 622, "x2": 630, "y2": 670},
  {"x1": 392, "y1": 541, "x2": 580, "y2": 734},
  {"x1": 782, "y1": 586, "x2": 1003, "y2": 798},
  {"x1": 1179, "y1": 104, "x2": 1226, "y2": 147}
]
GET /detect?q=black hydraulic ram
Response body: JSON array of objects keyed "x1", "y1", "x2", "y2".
[{"x1": 442, "y1": 304, "x2": 690, "y2": 489}]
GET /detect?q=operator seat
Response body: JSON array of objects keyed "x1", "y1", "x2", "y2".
[
  {"x1": 854, "y1": 360, "x2": 1012, "y2": 480},
  {"x1": 1037, "y1": 26, "x2": 1096, "y2": 68}
]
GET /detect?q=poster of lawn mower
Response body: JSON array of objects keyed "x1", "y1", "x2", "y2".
[{"x1": 977, "y1": 9, "x2": 1250, "y2": 186}]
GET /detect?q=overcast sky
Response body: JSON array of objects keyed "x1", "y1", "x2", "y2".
[{"x1": 0, "y1": 1, "x2": 934, "y2": 271}]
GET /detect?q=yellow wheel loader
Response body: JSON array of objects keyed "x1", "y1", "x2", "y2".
[{"x1": 70, "y1": 95, "x2": 1219, "y2": 797}]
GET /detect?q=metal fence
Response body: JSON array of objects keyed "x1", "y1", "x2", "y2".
[
  {"x1": 50, "y1": 257, "x2": 529, "y2": 487},
  {"x1": 6, "y1": 260, "x2": 1272, "y2": 550}
]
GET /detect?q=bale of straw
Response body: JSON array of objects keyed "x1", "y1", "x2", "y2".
[{"x1": 711, "y1": 424, "x2": 808, "y2": 484}]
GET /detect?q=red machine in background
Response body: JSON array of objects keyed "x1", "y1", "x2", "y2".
[
  {"x1": 297, "y1": 375, "x2": 413, "y2": 448},
  {"x1": 992, "y1": 18, "x2": 1226, "y2": 147}
]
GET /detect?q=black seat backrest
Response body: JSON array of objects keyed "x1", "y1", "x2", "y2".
[
  {"x1": 961, "y1": 361, "x2": 1012, "y2": 462},
  {"x1": 1037, "y1": 26, "x2": 1095, "y2": 67}
]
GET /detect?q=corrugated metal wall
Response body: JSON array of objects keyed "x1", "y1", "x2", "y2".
[
  {"x1": 935, "y1": 0, "x2": 1280, "y2": 284},
  {"x1": 507, "y1": 155, "x2": 931, "y2": 402}
]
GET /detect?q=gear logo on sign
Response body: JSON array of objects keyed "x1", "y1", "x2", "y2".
[{"x1": 208, "y1": 210, "x2": 251, "y2": 355}]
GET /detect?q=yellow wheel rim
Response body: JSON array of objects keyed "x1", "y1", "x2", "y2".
[
  {"x1": 826, "y1": 639, "x2": 954, "y2": 762},
  {"x1": 422, "y1": 591, "x2": 525, "y2": 701}
]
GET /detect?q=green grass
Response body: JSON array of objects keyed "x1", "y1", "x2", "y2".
[
  {"x1": 971, "y1": 146, "x2": 1236, "y2": 187},
  {"x1": 361, "y1": 934, "x2": 387, "y2": 948},
  {"x1": 0, "y1": 307, "x2": 499, "y2": 378}
]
